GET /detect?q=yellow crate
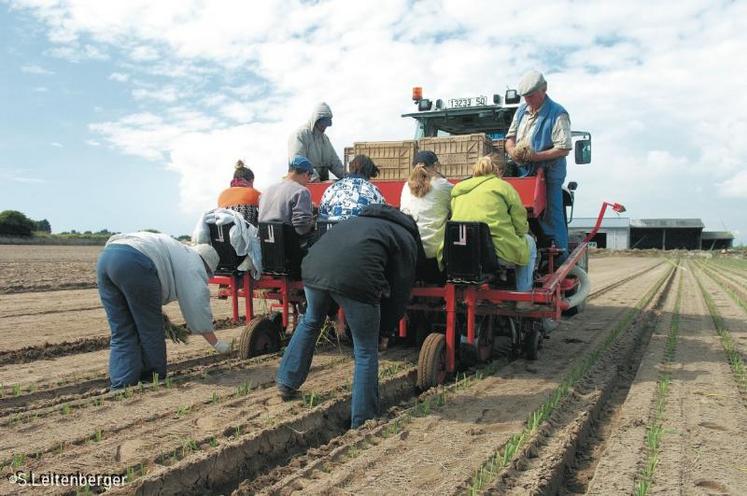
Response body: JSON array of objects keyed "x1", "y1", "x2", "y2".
[{"x1": 352, "y1": 140, "x2": 417, "y2": 180}]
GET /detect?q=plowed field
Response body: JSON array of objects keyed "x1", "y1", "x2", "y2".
[{"x1": 1, "y1": 245, "x2": 745, "y2": 495}]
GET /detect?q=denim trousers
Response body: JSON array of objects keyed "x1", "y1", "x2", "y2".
[
  {"x1": 540, "y1": 164, "x2": 569, "y2": 261},
  {"x1": 514, "y1": 234, "x2": 537, "y2": 292},
  {"x1": 277, "y1": 286, "x2": 380, "y2": 428},
  {"x1": 97, "y1": 244, "x2": 166, "y2": 389}
]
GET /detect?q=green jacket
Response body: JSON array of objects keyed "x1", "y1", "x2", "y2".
[{"x1": 450, "y1": 175, "x2": 530, "y2": 265}]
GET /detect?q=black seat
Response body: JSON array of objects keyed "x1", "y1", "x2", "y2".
[
  {"x1": 208, "y1": 222, "x2": 246, "y2": 274},
  {"x1": 444, "y1": 221, "x2": 500, "y2": 283},
  {"x1": 316, "y1": 219, "x2": 339, "y2": 236},
  {"x1": 259, "y1": 222, "x2": 304, "y2": 278}
]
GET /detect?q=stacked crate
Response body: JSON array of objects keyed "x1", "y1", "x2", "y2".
[
  {"x1": 417, "y1": 133, "x2": 498, "y2": 179},
  {"x1": 351, "y1": 140, "x2": 417, "y2": 180}
]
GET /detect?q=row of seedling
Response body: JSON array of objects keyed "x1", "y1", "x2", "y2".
[
  {"x1": 464, "y1": 262, "x2": 677, "y2": 496},
  {"x1": 633, "y1": 272, "x2": 683, "y2": 495},
  {"x1": 694, "y1": 267, "x2": 747, "y2": 395},
  {"x1": 699, "y1": 262, "x2": 747, "y2": 315}
]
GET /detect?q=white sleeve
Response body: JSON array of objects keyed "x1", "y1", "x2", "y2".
[{"x1": 552, "y1": 113, "x2": 572, "y2": 150}]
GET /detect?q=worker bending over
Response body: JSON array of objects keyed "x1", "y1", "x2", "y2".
[{"x1": 97, "y1": 232, "x2": 232, "y2": 389}]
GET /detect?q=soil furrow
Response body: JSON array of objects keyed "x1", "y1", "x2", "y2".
[
  {"x1": 580, "y1": 269, "x2": 683, "y2": 495},
  {"x1": 233, "y1": 263, "x2": 672, "y2": 496},
  {"x1": 642, "y1": 264, "x2": 747, "y2": 495}
]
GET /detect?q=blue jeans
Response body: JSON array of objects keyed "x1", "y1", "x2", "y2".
[
  {"x1": 513, "y1": 234, "x2": 537, "y2": 291},
  {"x1": 277, "y1": 286, "x2": 380, "y2": 428},
  {"x1": 540, "y1": 163, "x2": 569, "y2": 261},
  {"x1": 97, "y1": 244, "x2": 166, "y2": 389}
]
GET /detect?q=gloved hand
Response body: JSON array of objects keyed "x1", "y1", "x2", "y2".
[
  {"x1": 212, "y1": 340, "x2": 232, "y2": 354},
  {"x1": 513, "y1": 139, "x2": 535, "y2": 163}
]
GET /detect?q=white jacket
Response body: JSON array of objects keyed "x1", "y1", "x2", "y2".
[
  {"x1": 107, "y1": 232, "x2": 214, "y2": 333},
  {"x1": 192, "y1": 208, "x2": 263, "y2": 279},
  {"x1": 399, "y1": 176, "x2": 453, "y2": 260}
]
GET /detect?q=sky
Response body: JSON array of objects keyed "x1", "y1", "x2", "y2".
[{"x1": 1, "y1": 0, "x2": 745, "y2": 243}]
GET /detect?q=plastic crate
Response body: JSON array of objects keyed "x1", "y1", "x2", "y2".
[
  {"x1": 352, "y1": 140, "x2": 417, "y2": 180},
  {"x1": 418, "y1": 133, "x2": 497, "y2": 179}
]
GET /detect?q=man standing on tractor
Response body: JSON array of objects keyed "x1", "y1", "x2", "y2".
[
  {"x1": 288, "y1": 102, "x2": 346, "y2": 182},
  {"x1": 505, "y1": 70, "x2": 572, "y2": 262}
]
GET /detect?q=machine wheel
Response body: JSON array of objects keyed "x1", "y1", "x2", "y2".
[
  {"x1": 476, "y1": 316, "x2": 496, "y2": 363},
  {"x1": 239, "y1": 315, "x2": 282, "y2": 359},
  {"x1": 417, "y1": 333, "x2": 447, "y2": 390},
  {"x1": 564, "y1": 298, "x2": 587, "y2": 317},
  {"x1": 523, "y1": 322, "x2": 542, "y2": 361}
]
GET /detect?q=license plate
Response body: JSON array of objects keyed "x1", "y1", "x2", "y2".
[{"x1": 448, "y1": 96, "x2": 488, "y2": 108}]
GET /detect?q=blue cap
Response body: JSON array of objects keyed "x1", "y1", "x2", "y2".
[
  {"x1": 290, "y1": 155, "x2": 314, "y2": 173},
  {"x1": 413, "y1": 150, "x2": 438, "y2": 167}
]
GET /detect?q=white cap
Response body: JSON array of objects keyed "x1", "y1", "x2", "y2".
[
  {"x1": 518, "y1": 70, "x2": 546, "y2": 96},
  {"x1": 193, "y1": 244, "x2": 219, "y2": 275}
]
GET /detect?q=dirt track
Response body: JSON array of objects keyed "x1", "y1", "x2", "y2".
[{"x1": 1, "y1": 249, "x2": 745, "y2": 495}]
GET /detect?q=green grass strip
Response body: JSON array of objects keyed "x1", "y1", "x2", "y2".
[
  {"x1": 633, "y1": 272, "x2": 683, "y2": 495},
  {"x1": 464, "y1": 263, "x2": 676, "y2": 496},
  {"x1": 694, "y1": 266, "x2": 747, "y2": 395}
]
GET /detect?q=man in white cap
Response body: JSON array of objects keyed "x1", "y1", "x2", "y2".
[
  {"x1": 288, "y1": 102, "x2": 345, "y2": 182},
  {"x1": 96, "y1": 232, "x2": 232, "y2": 389},
  {"x1": 505, "y1": 70, "x2": 572, "y2": 262}
]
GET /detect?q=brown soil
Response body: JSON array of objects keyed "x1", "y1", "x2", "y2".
[{"x1": 1, "y1": 248, "x2": 745, "y2": 496}]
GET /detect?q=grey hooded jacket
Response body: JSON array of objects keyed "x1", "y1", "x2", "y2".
[{"x1": 288, "y1": 102, "x2": 345, "y2": 181}]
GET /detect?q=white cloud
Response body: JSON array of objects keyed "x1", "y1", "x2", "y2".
[
  {"x1": 49, "y1": 142, "x2": 63, "y2": 147},
  {"x1": 11, "y1": 0, "x2": 747, "y2": 240},
  {"x1": 0, "y1": 168, "x2": 45, "y2": 184},
  {"x1": 33, "y1": 86, "x2": 48, "y2": 92},
  {"x1": 21, "y1": 64, "x2": 54, "y2": 75},
  {"x1": 717, "y1": 170, "x2": 747, "y2": 198},
  {"x1": 109, "y1": 72, "x2": 129, "y2": 82},
  {"x1": 85, "y1": 139, "x2": 101, "y2": 146}
]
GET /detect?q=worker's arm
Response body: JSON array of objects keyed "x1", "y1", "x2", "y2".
[
  {"x1": 527, "y1": 147, "x2": 569, "y2": 162},
  {"x1": 505, "y1": 136, "x2": 517, "y2": 159}
]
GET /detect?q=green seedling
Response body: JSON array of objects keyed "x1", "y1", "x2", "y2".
[
  {"x1": 61, "y1": 404, "x2": 71, "y2": 415},
  {"x1": 164, "y1": 376, "x2": 173, "y2": 389},
  {"x1": 209, "y1": 436, "x2": 218, "y2": 448},
  {"x1": 152, "y1": 372, "x2": 160, "y2": 391},
  {"x1": 234, "y1": 425, "x2": 242, "y2": 437},
  {"x1": 27, "y1": 383, "x2": 36, "y2": 394},
  {"x1": 138, "y1": 381, "x2": 145, "y2": 394},
  {"x1": 12, "y1": 384, "x2": 22, "y2": 397},
  {"x1": 11, "y1": 453, "x2": 25, "y2": 468},
  {"x1": 236, "y1": 380, "x2": 252, "y2": 396},
  {"x1": 303, "y1": 391, "x2": 319, "y2": 408},
  {"x1": 181, "y1": 438, "x2": 198, "y2": 457},
  {"x1": 93, "y1": 430, "x2": 102, "y2": 443},
  {"x1": 211, "y1": 392, "x2": 219, "y2": 404},
  {"x1": 76, "y1": 484, "x2": 93, "y2": 496},
  {"x1": 93, "y1": 397, "x2": 102, "y2": 407},
  {"x1": 124, "y1": 385, "x2": 133, "y2": 398},
  {"x1": 176, "y1": 405, "x2": 189, "y2": 417}
]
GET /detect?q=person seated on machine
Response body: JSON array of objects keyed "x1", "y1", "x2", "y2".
[
  {"x1": 217, "y1": 160, "x2": 261, "y2": 227},
  {"x1": 449, "y1": 154, "x2": 537, "y2": 304},
  {"x1": 258, "y1": 155, "x2": 315, "y2": 249},
  {"x1": 318, "y1": 154, "x2": 385, "y2": 222},
  {"x1": 400, "y1": 150, "x2": 452, "y2": 284}
]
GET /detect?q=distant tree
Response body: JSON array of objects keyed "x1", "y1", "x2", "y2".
[
  {"x1": 176, "y1": 234, "x2": 191, "y2": 242},
  {"x1": 0, "y1": 210, "x2": 36, "y2": 237},
  {"x1": 34, "y1": 219, "x2": 52, "y2": 233},
  {"x1": 142, "y1": 228, "x2": 160, "y2": 233},
  {"x1": 96, "y1": 229, "x2": 111, "y2": 235}
]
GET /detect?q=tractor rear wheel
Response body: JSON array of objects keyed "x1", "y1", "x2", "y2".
[
  {"x1": 417, "y1": 333, "x2": 447, "y2": 390},
  {"x1": 523, "y1": 321, "x2": 542, "y2": 361},
  {"x1": 239, "y1": 315, "x2": 282, "y2": 359}
]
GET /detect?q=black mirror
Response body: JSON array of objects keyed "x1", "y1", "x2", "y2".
[
  {"x1": 418, "y1": 99, "x2": 432, "y2": 111},
  {"x1": 574, "y1": 138, "x2": 591, "y2": 164},
  {"x1": 568, "y1": 181, "x2": 578, "y2": 191}
]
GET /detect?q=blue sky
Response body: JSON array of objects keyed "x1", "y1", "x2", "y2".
[{"x1": 1, "y1": 1, "x2": 746, "y2": 242}]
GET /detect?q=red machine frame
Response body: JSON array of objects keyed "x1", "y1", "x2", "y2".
[{"x1": 210, "y1": 173, "x2": 623, "y2": 384}]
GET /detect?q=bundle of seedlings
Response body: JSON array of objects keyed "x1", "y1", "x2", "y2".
[{"x1": 163, "y1": 313, "x2": 190, "y2": 344}]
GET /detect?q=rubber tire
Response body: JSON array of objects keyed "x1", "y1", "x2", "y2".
[
  {"x1": 523, "y1": 325, "x2": 541, "y2": 361},
  {"x1": 476, "y1": 317, "x2": 495, "y2": 363},
  {"x1": 417, "y1": 333, "x2": 447, "y2": 390},
  {"x1": 238, "y1": 316, "x2": 281, "y2": 359},
  {"x1": 564, "y1": 298, "x2": 587, "y2": 317}
]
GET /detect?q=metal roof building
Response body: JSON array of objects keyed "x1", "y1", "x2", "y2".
[
  {"x1": 629, "y1": 219, "x2": 704, "y2": 250},
  {"x1": 701, "y1": 231, "x2": 735, "y2": 250},
  {"x1": 568, "y1": 217, "x2": 630, "y2": 250}
]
